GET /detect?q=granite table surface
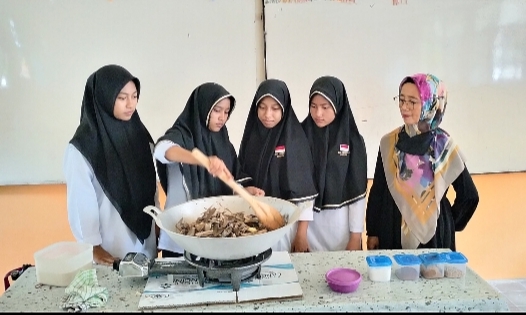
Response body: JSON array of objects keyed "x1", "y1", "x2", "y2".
[{"x1": 0, "y1": 249, "x2": 510, "y2": 312}]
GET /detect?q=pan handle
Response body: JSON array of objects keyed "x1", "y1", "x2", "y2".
[{"x1": 143, "y1": 205, "x2": 165, "y2": 228}]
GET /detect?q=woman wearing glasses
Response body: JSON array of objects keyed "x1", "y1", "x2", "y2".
[{"x1": 365, "y1": 73, "x2": 479, "y2": 251}]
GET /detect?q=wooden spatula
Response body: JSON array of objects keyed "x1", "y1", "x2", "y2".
[{"x1": 191, "y1": 148, "x2": 285, "y2": 231}]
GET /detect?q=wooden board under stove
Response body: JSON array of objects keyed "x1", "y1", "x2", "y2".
[{"x1": 138, "y1": 251, "x2": 302, "y2": 310}]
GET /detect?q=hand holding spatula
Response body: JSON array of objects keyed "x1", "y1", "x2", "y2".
[{"x1": 191, "y1": 148, "x2": 285, "y2": 231}]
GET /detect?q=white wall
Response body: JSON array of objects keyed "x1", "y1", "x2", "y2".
[
  {"x1": 0, "y1": 0, "x2": 263, "y2": 185},
  {"x1": 2, "y1": 0, "x2": 526, "y2": 185},
  {"x1": 264, "y1": 0, "x2": 526, "y2": 177}
]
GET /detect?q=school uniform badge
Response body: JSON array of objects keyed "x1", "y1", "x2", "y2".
[
  {"x1": 338, "y1": 144, "x2": 350, "y2": 156},
  {"x1": 274, "y1": 145, "x2": 286, "y2": 158}
]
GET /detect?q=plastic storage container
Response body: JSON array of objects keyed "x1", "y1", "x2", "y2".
[
  {"x1": 325, "y1": 267, "x2": 362, "y2": 293},
  {"x1": 393, "y1": 254, "x2": 421, "y2": 281},
  {"x1": 441, "y1": 252, "x2": 468, "y2": 278},
  {"x1": 34, "y1": 241, "x2": 93, "y2": 286},
  {"x1": 418, "y1": 252, "x2": 446, "y2": 279},
  {"x1": 365, "y1": 255, "x2": 392, "y2": 282}
]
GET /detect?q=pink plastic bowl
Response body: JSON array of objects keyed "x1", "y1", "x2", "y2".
[{"x1": 325, "y1": 267, "x2": 362, "y2": 293}]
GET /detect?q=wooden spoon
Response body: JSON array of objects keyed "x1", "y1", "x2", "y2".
[{"x1": 190, "y1": 148, "x2": 285, "y2": 231}]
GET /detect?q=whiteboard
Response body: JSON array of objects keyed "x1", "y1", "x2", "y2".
[
  {"x1": 0, "y1": 0, "x2": 264, "y2": 185},
  {"x1": 264, "y1": 0, "x2": 526, "y2": 178}
]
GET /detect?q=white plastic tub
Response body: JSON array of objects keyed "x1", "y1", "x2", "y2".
[
  {"x1": 365, "y1": 255, "x2": 392, "y2": 282},
  {"x1": 34, "y1": 241, "x2": 93, "y2": 286}
]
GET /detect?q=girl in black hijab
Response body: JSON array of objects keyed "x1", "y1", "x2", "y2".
[
  {"x1": 301, "y1": 76, "x2": 368, "y2": 251},
  {"x1": 239, "y1": 79, "x2": 318, "y2": 253},
  {"x1": 155, "y1": 82, "x2": 263, "y2": 257},
  {"x1": 64, "y1": 64, "x2": 158, "y2": 265}
]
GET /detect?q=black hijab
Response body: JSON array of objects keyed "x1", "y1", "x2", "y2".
[
  {"x1": 238, "y1": 79, "x2": 318, "y2": 201},
  {"x1": 156, "y1": 82, "x2": 250, "y2": 199},
  {"x1": 301, "y1": 76, "x2": 367, "y2": 211},
  {"x1": 69, "y1": 64, "x2": 156, "y2": 243}
]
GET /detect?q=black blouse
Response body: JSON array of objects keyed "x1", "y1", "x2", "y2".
[{"x1": 365, "y1": 148, "x2": 479, "y2": 251}]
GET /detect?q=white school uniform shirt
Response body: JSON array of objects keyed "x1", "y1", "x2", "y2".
[
  {"x1": 306, "y1": 198, "x2": 366, "y2": 251},
  {"x1": 271, "y1": 200, "x2": 315, "y2": 253},
  {"x1": 154, "y1": 140, "x2": 191, "y2": 255},
  {"x1": 63, "y1": 143, "x2": 158, "y2": 260}
]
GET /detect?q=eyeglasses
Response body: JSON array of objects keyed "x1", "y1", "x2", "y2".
[{"x1": 393, "y1": 95, "x2": 420, "y2": 110}]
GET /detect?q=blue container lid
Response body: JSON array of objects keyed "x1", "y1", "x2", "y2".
[
  {"x1": 441, "y1": 252, "x2": 468, "y2": 264},
  {"x1": 366, "y1": 255, "x2": 392, "y2": 267},
  {"x1": 418, "y1": 252, "x2": 446, "y2": 266},
  {"x1": 393, "y1": 254, "x2": 421, "y2": 266}
]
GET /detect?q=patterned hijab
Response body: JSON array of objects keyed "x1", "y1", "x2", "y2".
[
  {"x1": 379, "y1": 73, "x2": 466, "y2": 248},
  {"x1": 301, "y1": 76, "x2": 368, "y2": 211},
  {"x1": 238, "y1": 79, "x2": 318, "y2": 201},
  {"x1": 156, "y1": 82, "x2": 251, "y2": 199},
  {"x1": 69, "y1": 64, "x2": 156, "y2": 243}
]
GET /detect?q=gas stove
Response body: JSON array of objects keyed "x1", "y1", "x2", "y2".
[
  {"x1": 137, "y1": 250, "x2": 303, "y2": 310},
  {"x1": 115, "y1": 248, "x2": 273, "y2": 292},
  {"x1": 183, "y1": 248, "x2": 272, "y2": 291}
]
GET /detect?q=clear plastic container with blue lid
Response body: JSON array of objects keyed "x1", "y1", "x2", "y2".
[
  {"x1": 365, "y1": 255, "x2": 392, "y2": 282},
  {"x1": 418, "y1": 252, "x2": 446, "y2": 279},
  {"x1": 441, "y1": 252, "x2": 468, "y2": 278},
  {"x1": 393, "y1": 254, "x2": 421, "y2": 281}
]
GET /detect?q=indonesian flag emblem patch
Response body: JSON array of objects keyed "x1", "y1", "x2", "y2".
[
  {"x1": 274, "y1": 145, "x2": 285, "y2": 158},
  {"x1": 338, "y1": 144, "x2": 350, "y2": 156}
]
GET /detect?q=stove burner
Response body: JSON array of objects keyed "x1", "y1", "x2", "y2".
[{"x1": 183, "y1": 248, "x2": 272, "y2": 291}]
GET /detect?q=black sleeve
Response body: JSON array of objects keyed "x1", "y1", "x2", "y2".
[
  {"x1": 366, "y1": 147, "x2": 387, "y2": 237},
  {"x1": 230, "y1": 146, "x2": 254, "y2": 187},
  {"x1": 450, "y1": 166, "x2": 479, "y2": 231}
]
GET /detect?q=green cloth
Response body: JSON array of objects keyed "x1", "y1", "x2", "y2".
[{"x1": 61, "y1": 268, "x2": 109, "y2": 312}]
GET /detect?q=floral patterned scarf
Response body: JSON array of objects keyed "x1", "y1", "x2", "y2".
[{"x1": 379, "y1": 73, "x2": 466, "y2": 248}]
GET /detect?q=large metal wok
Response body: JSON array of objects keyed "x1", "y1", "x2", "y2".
[{"x1": 143, "y1": 195, "x2": 302, "y2": 260}]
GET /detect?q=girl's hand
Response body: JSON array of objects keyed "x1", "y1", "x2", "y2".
[
  {"x1": 345, "y1": 232, "x2": 363, "y2": 250},
  {"x1": 367, "y1": 236, "x2": 380, "y2": 250},
  {"x1": 93, "y1": 245, "x2": 117, "y2": 265},
  {"x1": 291, "y1": 234, "x2": 310, "y2": 253},
  {"x1": 207, "y1": 156, "x2": 233, "y2": 180},
  {"x1": 291, "y1": 221, "x2": 310, "y2": 253},
  {"x1": 245, "y1": 186, "x2": 265, "y2": 196}
]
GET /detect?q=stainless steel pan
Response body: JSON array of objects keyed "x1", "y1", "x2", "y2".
[{"x1": 143, "y1": 195, "x2": 301, "y2": 260}]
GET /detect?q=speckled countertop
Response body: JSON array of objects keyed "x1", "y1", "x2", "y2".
[{"x1": 0, "y1": 249, "x2": 509, "y2": 312}]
